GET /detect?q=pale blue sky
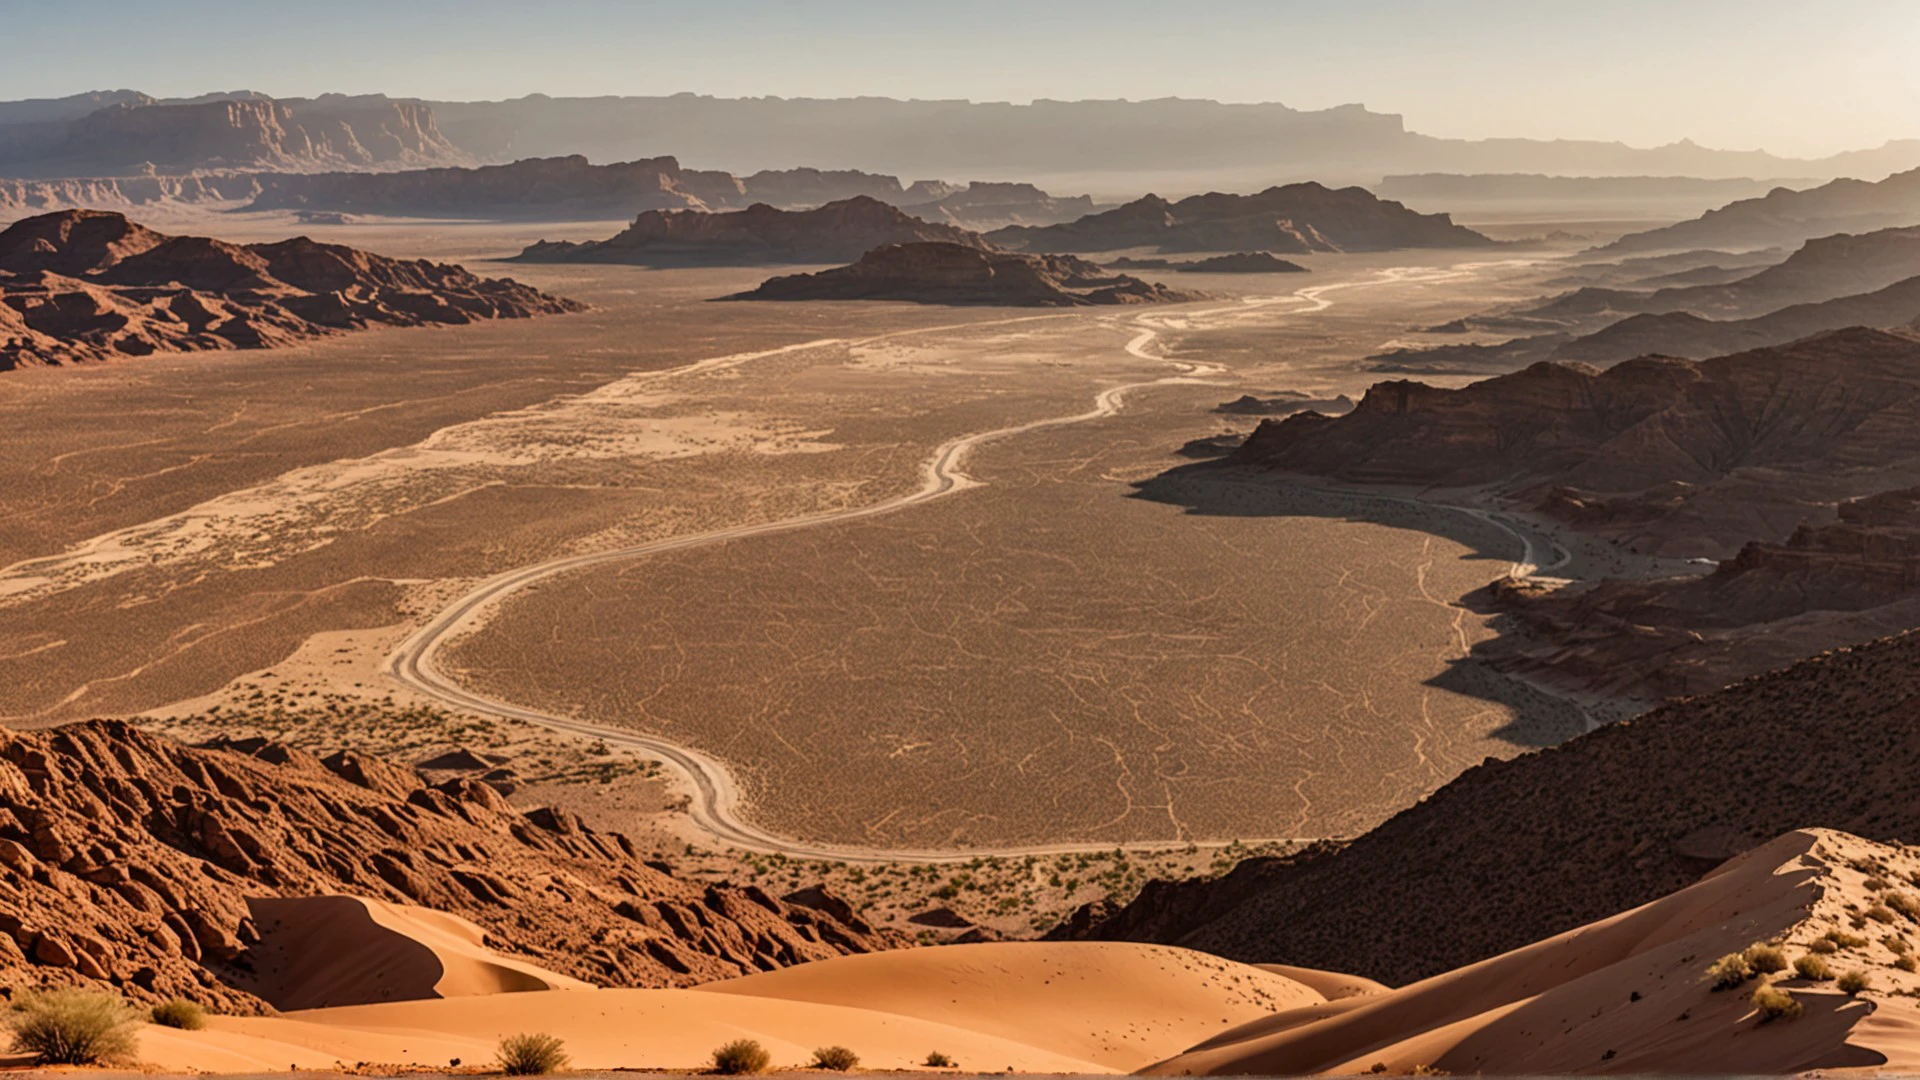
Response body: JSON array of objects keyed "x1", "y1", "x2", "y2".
[{"x1": 3, "y1": 0, "x2": 1916, "y2": 157}]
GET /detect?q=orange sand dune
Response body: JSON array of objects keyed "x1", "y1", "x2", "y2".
[
  {"x1": 1148, "y1": 829, "x2": 1920, "y2": 1075},
  {"x1": 137, "y1": 942, "x2": 1321, "y2": 1074},
  {"x1": 237, "y1": 896, "x2": 591, "y2": 1010},
  {"x1": 698, "y1": 942, "x2": 1320, "y2": 1070}
]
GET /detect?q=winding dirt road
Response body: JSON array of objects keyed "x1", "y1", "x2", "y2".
[{"x1": 386, "y1": 268, "x2": 1537, "y2": 864}]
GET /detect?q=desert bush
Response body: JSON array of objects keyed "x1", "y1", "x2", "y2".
[
  {"x1": 1752, "y1": 985, "x2": 1803, "y2": 1024},
  {"x1": 1826, "y1": 929, "x2": 1869, "y2": 948},
  {"x1": 1708, "y1": 952, "x2": 1754, "y2": 990},
  {"x1": 1868, "y1": 904, "x2": 1898, "y2": 924},
  {"x1": 925, "y1": 1051, "x2": 955, "y2": 1067},
  {"x1": 1808, "y1": 938, "x2": 1838, "y2": 955},
  {"x1": 1886, "y1": 934, "x2": 1912, "y2": 955},
  {"x1": 1794, "y1": 954, "x2": 1833, "y2": 980},
  {"x1": 148, "y1": 999, "x2": 206, "y2": 1031},
  {"x1": 1839, "y1": 970, "x2": 1873, "y2": 995},
  {"x1": 1744, "y1": 943, "x2": 1788, "y2": 974},
  {"x1": 713, "y1": 1039, "x2": 772, "y2": 1075},
  {"x1": 1899, "y1": 954, "x2": 1919, "y2": 973},
  {"x1": 497, "y1": 1033, "x2": 570, "y2": 1075},
  {"x1": 811, "y1": 1046, "x2": 859, "y2": 1071},
  {"x1": 1888, "y1": 892, "x2": 1920, "y2": 921},
  {"x1": 7, "y1": 989, "x2": 140, "y2": 1065},
  {"x1": 1866, "y1": 876, "x2": 1891, "y2": 891}
]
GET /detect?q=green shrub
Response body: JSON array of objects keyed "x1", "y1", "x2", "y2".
[
  {"x1": 1752, "y1": 985, "x2": 1803, "y2": 1024},
  {"x1": 1839, "y1": 970, "x2": 1872, "y2": 995},
  {"x1": 925, "y1": 1051, "x2": 955, "y2": 1068},
  {"x1": 148, "y1": 999, "x2": 206, "y2": 1031},
  {"x1": 7, "y1": 989, "x2": 139, "y2": 1065},
  {"x1": 1708, "y1": 952, "x2": 1754, "y2": 990},
  {"x1": 1794, "y1": 954, "x2": 1833, "y2": 980},
  {"x1": 1744, "y1": 943, "x2": 1788, "y2": 974},
  {"x1": 497, "y1": 1033, "x2": 569, "y2": 1076},
  {"x1": 713, "y1": 1039, "x2": 772, "y2": 1075},
  {"x1": 811, "y1": 1046, "x2": 859, "y2": 1071}
]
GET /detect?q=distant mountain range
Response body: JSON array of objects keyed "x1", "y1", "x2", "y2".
[{"x1": 5, "y1": 90, "x2": 1920, "y2": 190}]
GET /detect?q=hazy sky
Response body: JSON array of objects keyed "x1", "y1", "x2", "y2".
[{"x1": 4, "y1": 0, "x2": 1917, "y2": 158}]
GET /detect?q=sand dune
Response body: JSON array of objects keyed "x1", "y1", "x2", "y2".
[
  {"x1": 698, "y1": 942, "x2": 1321, "y2": 1070},
  {"x1": 237, "y1": 896, "x2": 591, "y2": 1010},
  {"x1": 135, "y1": 942, "x2": 1319, "y2": 1074},
  {"x1": 1147, "y1": 829, "x2": 1920, "y2": 1075}
]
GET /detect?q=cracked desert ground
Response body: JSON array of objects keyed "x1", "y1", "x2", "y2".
[{"x1": 0, "y1": 215, "x2": 1578, "y2": 849}]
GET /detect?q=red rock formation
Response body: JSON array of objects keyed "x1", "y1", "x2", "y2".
[
  {"x1": 517, "y1": 196, "x2": 988, "y2": 266},
  {"x1": 1235, "y1": 327, "x2": 1920, "y2": 558},
  {"x1": 0, "y1": 210, "x2": 582, "y2": 370},
  {"x1": 0, "y1": 720, "x2": 892, "y2": 1013},
  {"x1": 988, "y1": 183, "x2": 1492, "y2": 254},
  {"x1": 727, "y1": 242, "x2": 1202, "y2": 306}
]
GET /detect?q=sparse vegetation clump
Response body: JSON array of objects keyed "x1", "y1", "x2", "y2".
[
  {"x1": 7, "y1": 989, "x2": 140, "y2": 1065},
  {"x1": 925, "y1": 1051, "x2": 956, "y2": 1067},
  {"x1": 714, "y1": 1039, "x2": 773, "y2": 1075},
  {"x1": 1826, "y1": 928, "x2": 1869, "y2": 948},
  {"x1": 1744, "y1": 943, "x2": 1788, "y2": 974},
  {"x1": 1794, "y1": 954, "x2": 1833, "y2": 980},
  {"x1": 1752, "y1": 985, "x2": 1803, "y2": 1024},
  {"x1": 1839, "y1": 970, "x2": 1873, "y2": 995},
  {"x1": 1898, "y1": 954, "x2": 1919, "y2": 973},
  {"x1": 811, "y1": 1046, "x2": 859, "y2": 1071},
  {"x1": 148, "y1": 998, "x2": 207, "y2": 1030},
  {"x1": 1708, "y1": 952, "x2": 1755, "y2": 990},
  {"x1": 1867, "y1": 904, "x2": 1898, "y2": 924},
  {"x1": 1888, "y1": 891, "x2": 1920, "y2": 921},
  {"x1": 498, "y1": 1033, "x2": 570, "y2": 1075}
]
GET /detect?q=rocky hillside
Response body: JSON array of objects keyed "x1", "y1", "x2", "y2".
[
  {"x1": 0, "y1": 719, "x2": 891, "y2": 1013},
  {"x1": 1052, "y1": 625, "x2": 1920, "y2": 987},
  {"x1": 1603, "y1": 166, "x2": 1920, "y2": 254},
  {"x1": 516, "y1": 196, "x2": 989, "y2": 266},
  {"x1": 1, "y1": 210, "x2": 581, "y2": 369},
  {"x1": 899, "y1": 182, "x2": 1098, "y2": 230},
  {"x1": 0, "y1": 94, "x2": 467, "y2": 176},
  {"x1": 1236, "y1": 327, "x2": 1920, "y2": 558},
  {"x1": 989, "y1": 183, "x2": 1493, "y2": 254},
  {"x1": 727, "y1": 242, "x2": 1202, "y2": 306},
  {"x1": 246, "y1": 154, "x2": 747, "y2": 217},
  {"x1": 1485, "y1": 485, "x2": 1920, "y2": 700}
]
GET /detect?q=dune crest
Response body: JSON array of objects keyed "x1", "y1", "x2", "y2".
[
  {"x1": 1146, "y1": 829, "x2": 1920, "y2": 1075},
  {"x1": 237, "y1": 896, "x2": 591, "y2": 1010}
]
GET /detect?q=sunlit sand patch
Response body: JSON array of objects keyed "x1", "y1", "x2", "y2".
[{"x1": 0, "y1": 372, "x2": 842, "y2": 608}]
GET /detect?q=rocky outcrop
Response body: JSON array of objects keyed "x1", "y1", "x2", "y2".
[
  {"x1": 1236, "y1": 327, "x2": 1920, "y2": 558},
  {"x1": 1483, "y1": 485, "x2": 1920, "y2": 700},
  {"x1": 2, "y1": 95, "x2": 467, "y2": 176},
  {"x1": 0, "y1": 174, "x2": 260, "y2": 217},
  {"x1": 247, "y1": 154, "x2": 746, "y2": 217},
  {"x1": 1174, "y1": 252, "x2": 1308, "y2": 273},
  {"x1": 516, "y1": 196, "x2": 989, "y2": 266},
  {"x1": 899, "y1": 182, "x2": 1098, "y2": 230},
  {"x1": 726, "y1": 242, "x2": 1202, "y2": 306},
  {"x1": 1051, "y1": 623, "x2": 1920, "y2": 986},
  {"x1": 0, "y1": 210, "x2": 582, "y2": 370},
  {"x1": 1603, "y1": 166, "x2": 1920, "y2": 254},
  {"x1": 0, "y1": 719, "x2": 892, "y2": 1013},
  {"x1": 989, "y1": 183, "x2": 1493, "y2": 255},
  {"x1": 740, "y1": 167, "x2": 905, "y2": 206}
]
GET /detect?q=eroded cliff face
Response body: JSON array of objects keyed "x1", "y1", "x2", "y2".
[
  {"x1": 0, "y1": 210, "x2": 582, "y2": 369},
  {"x1": 0, "y1": 720, "x2": 892, "y2": 1013},
  {"x1": 1, "y1": 95, "x2": 468, "y2": 176}
]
